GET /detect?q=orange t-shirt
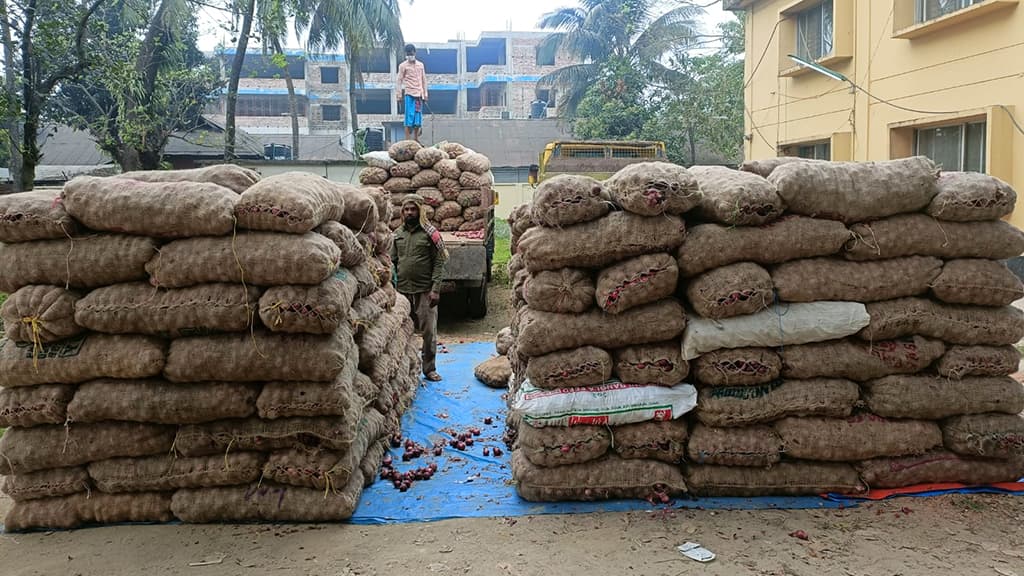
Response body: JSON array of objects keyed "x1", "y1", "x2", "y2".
[{"x1": 397, "y1": 60, "x2": 428, "y2": 100}]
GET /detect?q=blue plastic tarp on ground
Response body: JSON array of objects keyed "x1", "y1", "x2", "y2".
[{"x1": 349, "y1": 342, "x2": 842, "y2": 525}]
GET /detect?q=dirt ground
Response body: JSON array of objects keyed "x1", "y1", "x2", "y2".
[
  {"x1": 3, "y1": 283, "x2": 1024, "y2": 575},
  {"x1": 436, "y1": 281, "x2": 513, "y2": 342},
  {"x1": 2, "y1": 494, "x2": 1023, "y2": 575}
]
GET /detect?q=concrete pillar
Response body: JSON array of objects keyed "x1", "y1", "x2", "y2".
[
  {"x1": 390, "y1": 51, "x2": 398, "y2": 117},
  {"x1": 304, "y1": 54, "x2": 314, "y2": 124},
  {"x1": 458, "y1": 40, "x2": 467, "y2": 118},
  {"x1": 504, "y1": 36, "x2": 513, "y2": 114}
]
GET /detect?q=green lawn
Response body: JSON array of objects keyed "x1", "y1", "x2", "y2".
[{"x1": 492, "y1": 219, "x2": 511, "y2": 285}]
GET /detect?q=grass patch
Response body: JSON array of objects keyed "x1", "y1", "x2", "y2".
[
  {"x1": 954, "y1": 497, "x2": 988, "y2": 512},
  {"x1": 493, "y1": 237, "x2": 510, "y2": 267},
  {"x1": 491, "y1": 220, "x2": 511, "y2": 285},
  {"x1": 494, "y1": 217, "x2": 510, "y2": 240}
]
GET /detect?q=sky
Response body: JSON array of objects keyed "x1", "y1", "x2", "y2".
[{"x1": 196, "y1": 0, "x2": 738, "y2": 53}]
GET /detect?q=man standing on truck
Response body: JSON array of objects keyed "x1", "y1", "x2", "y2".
[
  {"x1": 391, "y1": 194, "x2": 447, "y2": 382},
  {"x1": 397, "y1": 44, "x2": 428, "y2": 143}
]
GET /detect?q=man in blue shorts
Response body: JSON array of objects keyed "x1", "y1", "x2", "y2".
[{"x1": 397, "y1": 44, "x2": 428, "y2": 142}]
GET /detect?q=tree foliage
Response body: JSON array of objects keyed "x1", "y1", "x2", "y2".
[
  {"x1": 647, "y1": 16, "x2": 745, "y2": 165},
  {"x1": 536, "y1": 0, "x2": 703, "y2": 118},
  {"x1": 549, "y1": 10, "x2": 746, "y2": 166},
  {"x1": 53, "y1": 0, "x2": 221, "y2": 171},
  {"x1": 1, "y1": 0, "x2": 111, "y2": 190},
  {"x1": 572, "y1": 57, "x2": 652, "y2": 141},
  {"x1": 0, "y1": 0, "x2": 221, "y2": 185}
]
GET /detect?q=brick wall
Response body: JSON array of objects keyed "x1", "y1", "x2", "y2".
[
  {"x1": 238, "y1": 78, "x2": 308, "y2": 92},
  {"x1": 309, "y1": 103, "x2": 350, "y2": 131},
  {"x1": 234, "y1": 116, "x2": 309, "y2": 130},
  {"x1": 509, "y1": 37, "x2": 570, "y2": 117},
  {"x1": 306, "y1": 62, "x2": 349, "y2": 93},
  {"x1": 306, "y1": 61, "x2": 351, "y2": 132},
  {"x1": 509, "y1": 38, "x2": 574, "y2": 76},
  {"x1": 364, "y1": 72, "x2": 394, "y2": 87},
  {"x1": 424, "y1": 73, "x2": 461, "y2": 86}
]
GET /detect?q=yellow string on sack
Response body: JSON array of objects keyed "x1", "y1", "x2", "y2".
[
  {"x1": 230, "y1": 218, "x2": 267, "y2": 359},
  {"x1": 322, "y1": 473, "x2": 335, "y2": 500},
  {"x1": 62, "y1": 232, "x2": 76, "y2": 291},
  {"x1": 20, "y1": 316, "x2": 44, "y2": 370},
  {"x1": 263, "y1": 300, "x2": 286, "y2": 327},
  {"x1": 224, "y1": 437, "x2": 238, "y2": 470}
]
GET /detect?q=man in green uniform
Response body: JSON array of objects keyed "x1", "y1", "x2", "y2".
[{"x1": 391, "y1": 194, "x2": 448, "y2": 381}]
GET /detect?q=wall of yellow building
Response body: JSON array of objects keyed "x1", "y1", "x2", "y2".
[{"x1": 738, "y1": 0, "x2": 1024, "y2": 227}]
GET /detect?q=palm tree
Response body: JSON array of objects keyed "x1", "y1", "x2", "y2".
[
  {"x1": 254, "y1": 0, "x2": 302, "y2": 159},
  {"x1": 296, "y1": 0, "x2": 404, "y2": 137},
  {"x1": 536, "y1": 0, "x2": 703, "y2": 118},
  {"x1": 225, "y1": 0, "x2": 258, "y2": 161}
]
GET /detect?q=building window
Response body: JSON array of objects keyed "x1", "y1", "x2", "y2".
[
  {"x1": 322, "y1": 105, "x2": 342, "y2": 122},
  {"x1": 353, "y1": 89, "x2": 392, "y2": 115},
  {"x1": 320, "y1": 66, "x2": 340, "y2": 84},
  {"x1": 796, "y1": 1, "x2": 834, "y2": 61},
  {"x1": 916, "y1": 0, "x2": 984, "y2": 23},
  {"x1": 796, "y1": 141, "x2": 831, "y2": 160},
  {"x1": 914, "y1": 121, "x2": 986, "y2": 172},
  {"x1": 238, "y1": 54, "x2": 306, "y2": 80},
  {"x1": 536, "y1": 47, "x2": 555, "y2": 66},
  {"x1": 481, "y1": 83, "x2": 506, "y2": 107},
  {"x1": 236, "y1": 94, "x2": 308, "y2": 117}
]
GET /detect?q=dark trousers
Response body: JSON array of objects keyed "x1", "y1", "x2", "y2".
[{"x1": 403, "y1": 292, "x2": 437, "y2": 375}]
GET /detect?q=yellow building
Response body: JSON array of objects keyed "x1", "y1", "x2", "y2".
[{"x1": 725, "y1": 0, "x2": 1024, "y2": 226}]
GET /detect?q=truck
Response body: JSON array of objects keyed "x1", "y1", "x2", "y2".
[
  {"x1": 437, "y1": 188, "x2": 495, "y2": 320},
  {"x1": 528, "y1": 140, "x2": 668, "y2": 185}
]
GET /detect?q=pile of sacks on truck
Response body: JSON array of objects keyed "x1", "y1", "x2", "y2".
[
  {"x1": 359, "y1": 140, "x2": 492, "y2": 233},
  {"x1": 0, "y1": 165, "x2": 421, "y2": 530},
  {"x1": 502, "y1": 156, "x2": 1024, "y2": 501}
]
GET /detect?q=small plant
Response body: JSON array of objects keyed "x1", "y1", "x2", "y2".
[
  {"x1": 354, "y1": 129, "x2": 368, "y2": 157},
  {"x1": 955, "y1": 496, "x2": 988, "y2": 512}
]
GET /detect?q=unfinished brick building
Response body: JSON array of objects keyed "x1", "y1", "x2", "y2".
[{"x1": 205, "y1": 32, "x2": 576, "y2": 159}]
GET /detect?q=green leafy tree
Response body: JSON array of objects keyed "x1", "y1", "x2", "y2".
[
  {"x1": 536, "y1": 0, "x2": 703, "y2": 118},
  {"x1": 53, "y1": 0, "x2": 222, "y2": 171},
  {"x1": 1, "y1": 0, "x2": 111, "y2": 191},
  {"x1": 0, "y1": 127, "x2": 10, "y2": 166},
  {"x1": 1, "y1": 3, "x2": 21, "y2": 185},
  {"x1": 224, "y1": 0, "x2": 258, "y2": 161},
  {"x1": 644, "y1": 16, "x2": 744, "y2": 165},
  {"x1": 572, "y1": 57, "x2": 651, "y2": 140}
]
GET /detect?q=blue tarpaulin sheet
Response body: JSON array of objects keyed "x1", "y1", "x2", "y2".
[{"x1": 349, "y1": 342, "x2": 842, "y2": 525}]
